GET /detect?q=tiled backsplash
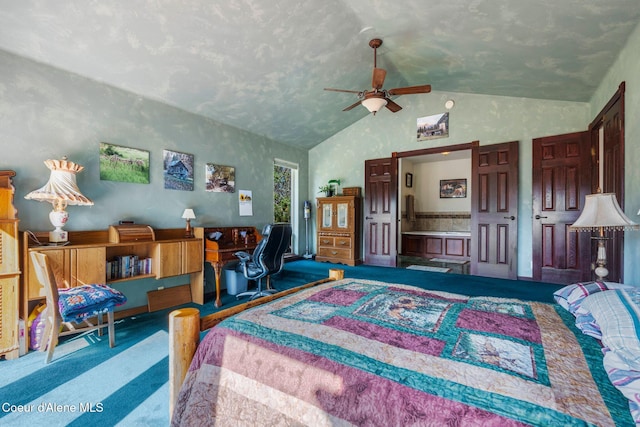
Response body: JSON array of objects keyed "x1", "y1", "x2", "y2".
[{"x1": 402, "y1": 211, "x2": 471, "y2": 232}]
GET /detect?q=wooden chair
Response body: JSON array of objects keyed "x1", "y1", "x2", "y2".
[{"x1": 30, "y1": 251, "x2": 126, "y2": 363}]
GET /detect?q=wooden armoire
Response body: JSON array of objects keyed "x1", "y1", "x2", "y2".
[{"x1": 315, "y1": 196, "x2": 362, "y2": 266}]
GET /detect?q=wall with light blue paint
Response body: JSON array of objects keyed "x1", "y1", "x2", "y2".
[
  {"x1": 590, "y1": 21, "x2": 640, "y2": 286},
  {"x1": 1, "y1": 50, "x2": 309, "y2": 233},
  {"x1": 0, "y1": 50, "x2": 309, "y2": 305},
  {"x1": 310, "y1": 91, "x2": 591, "y2": 279}
]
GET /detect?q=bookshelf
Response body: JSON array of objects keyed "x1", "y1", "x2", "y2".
[{"x1": 21, "y1": 228, "x2": 203, "y2": 327}]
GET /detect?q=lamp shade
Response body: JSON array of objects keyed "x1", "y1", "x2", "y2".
[
  {"x1": 361, "y1": 97, "x2": 387, "y2": 114},
  {"x1": 24, "y1": 158, "x2": 93, "y2": 206},
  {"x1": 570, "y1": 193, "x2": 639, "y2": 232},
  {"x1": 181, "y1": 208, "x2": 196, "y2": 220}
]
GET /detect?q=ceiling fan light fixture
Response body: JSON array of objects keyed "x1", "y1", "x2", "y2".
[{"x1": 362, "y1": 97, "x2": 387, "y2": 115}]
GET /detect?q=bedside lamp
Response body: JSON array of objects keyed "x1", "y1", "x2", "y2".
[
  {"x1": 24, "y1": 157, "x2": 93, "y2": 243},
  {"x1": 182, "y1": 208, "x2": 196, "y2": 238},
  {"x1": 570, "y1": 192, "x2": 639, "y2": 280}
]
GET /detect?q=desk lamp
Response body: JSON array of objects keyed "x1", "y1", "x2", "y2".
[{"x1": 182, "y1": 208, "x2": 196, "y2": 238}]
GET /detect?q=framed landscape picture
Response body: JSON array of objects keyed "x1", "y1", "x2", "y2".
[
  {"x1": 163, "y1": 149, "x2": 194, "y2": 191},
  {"x1": 99, "y1": 142, "x2": 150, "y2": 184},
  {"x1": 205, "y1": 163, "x2": 235, "y2": 193},
  {"x1": 417, "y1": 112, "x2": 449, "y2": 141},
  {"x1": 440, "y1": 178, "x2": 467, "y2": 198}
]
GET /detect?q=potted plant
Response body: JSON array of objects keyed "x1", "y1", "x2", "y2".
[{"x1": 318, "y1": 184, "x2": 333, "y2": 197}]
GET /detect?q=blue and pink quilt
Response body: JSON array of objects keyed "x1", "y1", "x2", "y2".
[{"x1": 172, "y1": 278, "x2": 631, "y2": 426}]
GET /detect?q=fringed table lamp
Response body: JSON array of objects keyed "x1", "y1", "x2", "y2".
[
  {"x1": 24, "y1": 157, "x2": 93, "y2": 243},
  {"x1": 570, "y1": 192, "x2": 639, "y2": 281}
]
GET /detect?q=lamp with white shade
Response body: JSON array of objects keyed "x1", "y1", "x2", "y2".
[
  {"x1": 182, "y1": 208, "x2": 196, "y2": 238},
  {"x1": 24, "y1": 157, "x2": 93, "y2": 243},
  {"x1": 570, "y1": 192, "x2": 639, "y2": 281}
]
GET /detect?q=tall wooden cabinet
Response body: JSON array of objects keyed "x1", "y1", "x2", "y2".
[
  {"x1": 316, "y1": 196, "x2": 362, "y2": 266},
  {"x1": 0, "y1": 171, "x2": 20, "y2": 360}
]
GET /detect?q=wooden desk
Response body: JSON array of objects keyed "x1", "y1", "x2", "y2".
[{"x1": 196, "y1": 226, "x2": 261, "y2": 307}]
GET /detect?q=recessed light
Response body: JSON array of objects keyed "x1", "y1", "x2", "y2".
[{"x1": 445, "y1": 99, "x2": 455, "y2": 110}]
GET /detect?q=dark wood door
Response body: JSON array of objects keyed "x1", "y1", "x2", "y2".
[
  {"x1": 364, "y1": 157, "x2": 398, "y2": 267},
  {"x1": 471, "y1": 141, "x2": 519, "y2": 279},
  {"x1": 590, "y1": 83, "x2": 625, "y2": 282},
  {"x1": 532, "y1": 131, "x2": 593, "y2": 284}
]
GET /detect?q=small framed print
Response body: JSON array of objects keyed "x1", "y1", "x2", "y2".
[
  {"x1": 205, "y1": 163, "x2": 235, "y2": 193},
  {"x1": 440, "y1": 178, "x2": 467, "y2": 198},
  {"x1": 417, "y1": 112, "x2": 449, "y2": 141},
  {"x1": 405, "y1": 173, "x2": 413, "y2": 188}
]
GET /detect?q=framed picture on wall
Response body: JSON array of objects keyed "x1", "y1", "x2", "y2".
[
  {"x1": 205, "y1": 163, "x2": 235, "y2": 193},
  {"x1": 417, "y1": 112, "x2": 449, "y2": 141},
  {"x1": 405, "y1": 173, "x2": 413, "y2": 188},
  {"x1": 440, "y1": 178, "x2": 466, "y2": 198},
  {"x1": 163, "y1": 149, "x2": 194, "y2": 191},
  {"x1": 99, "y1": 142, "x2": 150, "y2": 184}
]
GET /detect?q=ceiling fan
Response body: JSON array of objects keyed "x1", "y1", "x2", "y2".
[{"x1": 324, "y1": 38, "x2": 432, "y2": 115}]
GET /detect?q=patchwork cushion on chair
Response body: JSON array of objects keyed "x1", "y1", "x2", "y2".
[{"x1": 58, "y1": 284, "x2": 127, "y2": 323}]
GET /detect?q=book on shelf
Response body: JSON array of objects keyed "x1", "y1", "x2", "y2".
[{"x1": 106, "y1": 255, "x2": 152, "y2": 280}]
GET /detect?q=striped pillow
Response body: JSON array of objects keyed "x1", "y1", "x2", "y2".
[
  {"x1": 581, "y1": 289, "x2": 640, "y2": 370},
  {"x1": 553, "y1": 281, "x2": 608, "y2": 314}
]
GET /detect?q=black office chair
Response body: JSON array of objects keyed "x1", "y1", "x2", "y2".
[{"x1": 234, "y1": 223, "x2": 292, "y2": 300}]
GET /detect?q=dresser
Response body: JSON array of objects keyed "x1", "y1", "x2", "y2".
[
  {"x1": 0, "y1": 171, "x2": 20, "y2": 360},
  {"x1": 316, "y1": 196, "x2": 362, "y2": 266}
]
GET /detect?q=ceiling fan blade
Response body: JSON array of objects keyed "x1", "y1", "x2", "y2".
[
  {"x1": 343, "y1": 100, "x2": 362, "y2": 111},
  {"x1": 387, "y1": 84, "x2": 432, "y2": 96},
  {"x1": 385, "y1": 98, "x2": 402, "y2": 113},
  {"x1": 324, "y1": 88, "x2": 361, "y2": 94},
  {"x1": 372, "y1": 68, "x2": 386, "y2": 89}
]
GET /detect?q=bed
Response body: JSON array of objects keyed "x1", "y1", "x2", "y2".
[{"x1": 169, "y1": 271, "x2": 635, "y2": 426}]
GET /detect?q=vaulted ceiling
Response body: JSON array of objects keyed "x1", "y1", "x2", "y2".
[{"x1": 1, "y1": 1, "x2": 639, "y2": 149}]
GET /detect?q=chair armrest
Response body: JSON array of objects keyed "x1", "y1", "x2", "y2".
[{"x1": 234, "y1": 251, "x2": 251, "y2": 263}]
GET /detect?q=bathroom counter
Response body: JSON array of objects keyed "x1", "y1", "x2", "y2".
[{"x1": 401, "y1": 231, "x2": 471, "y2": 261}]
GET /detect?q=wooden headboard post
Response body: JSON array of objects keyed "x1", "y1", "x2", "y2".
[{"x1": 168, "y1": 307, "x2": 200, "y2": 420}]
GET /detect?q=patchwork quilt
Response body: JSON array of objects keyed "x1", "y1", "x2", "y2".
[{"x1": 172, "y1": 278, "x2": 631, "y2": 426}]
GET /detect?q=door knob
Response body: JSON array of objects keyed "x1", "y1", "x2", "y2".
[
  {"x1": 535, "y1": 215, "x2": 548, "y2": 220},
  {"x1": 365, "y1": 216, "x2": 373, "y2": 220}
]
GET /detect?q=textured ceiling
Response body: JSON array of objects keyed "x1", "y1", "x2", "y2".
[{"x1": 1, "y1": 0, "x2": 639, "y2": 149}]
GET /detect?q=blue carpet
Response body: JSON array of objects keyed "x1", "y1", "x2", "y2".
[{"x1": 0, "y1": 260, "x2": 564, "y2": 425}]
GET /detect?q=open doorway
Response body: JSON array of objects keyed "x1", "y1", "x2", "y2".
[
  {"x1": 273, "y1": 159, "x2": 299, "y2": 255},
  {"x1": 364, "y1": 143, "x2": 474, "y2": 269},
  {"x1": 397, "y1": 150, "x2": 472, "y2": 274},
  {"x1": 365, "y1": 141, "x2": 518, "y2": 278}
]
